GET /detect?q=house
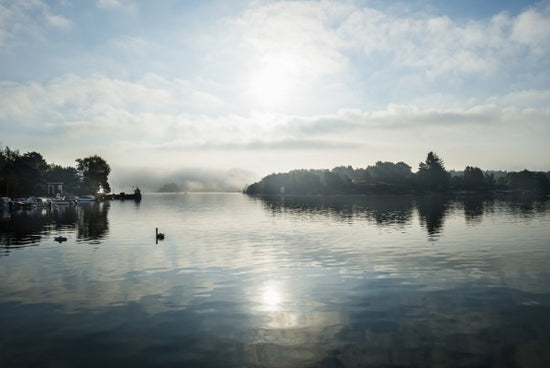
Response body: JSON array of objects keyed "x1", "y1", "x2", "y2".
[{"x1": 47, "y1": 182, "x2": 64, "y2": 196}]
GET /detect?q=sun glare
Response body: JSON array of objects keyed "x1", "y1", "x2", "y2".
[
  {"x1": 262, "y1": 285, "x2": 281, "y2": 308},
  {"x1": 247, "y1": 54, "x2": 299, "y2": 109}
]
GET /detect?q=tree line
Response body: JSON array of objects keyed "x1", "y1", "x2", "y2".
[
  {"x1": 245, "y1": 152, "x2": 550, "y2": 196},
  {"x1": 0, "y1": 146, "x2": 111, "y2": 197}
]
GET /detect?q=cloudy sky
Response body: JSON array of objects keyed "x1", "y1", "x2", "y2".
[{"x1": 1, "y1": 0, "x2": 549, "y2": 190}]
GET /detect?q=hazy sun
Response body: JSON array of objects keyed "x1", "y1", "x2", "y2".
[{"x1": 247, "y1": 53, "x2": 298, "y2": 109}]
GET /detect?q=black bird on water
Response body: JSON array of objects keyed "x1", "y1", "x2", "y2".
[{"x1": 156, "y1": 228, "x2": 165, "y2": 241}]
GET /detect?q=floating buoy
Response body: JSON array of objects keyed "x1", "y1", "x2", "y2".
[{"x1": 54, "y1": 236, "x2": 68, "y2": 243}]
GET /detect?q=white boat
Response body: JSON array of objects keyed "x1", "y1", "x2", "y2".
[
  {"x1": 26, "y1": 197, "x2": 50, "y2": 207},
  {"x1": 50, "y1": 194, "x2": 76, "y2": 206},
  {"x1": 76, "y1": 195, "x2": 96, "y2": 203},
  {"x1": 0, "y1": 197, "x2": 10, "y2": 209}
]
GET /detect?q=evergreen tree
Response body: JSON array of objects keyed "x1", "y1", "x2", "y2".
[{"x1": 417, "y1": 152, "x2": 450, "y2": 191}]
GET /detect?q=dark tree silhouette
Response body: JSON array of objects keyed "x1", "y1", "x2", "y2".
[
  {"x1": 417, "y1": 152, "x2": 450, "y2": 191},
  {"x1": 46, "y1": 164, "x2": 81, "y2": 194},
  {"x1": 15, "y1": 152, "x2": 48, "y2": 195},
  {"x1": 363, "y1": 161, "x2": 413, "y2": 192},
  {"x1": 462, "y1": 166, "x2": 486, "y2": 190},
  {"x1": 76, "y1": 155, "x2": 111, "y2": 194},
  {"x1": 0, "y1": 146, "x2": 20, "y2": 196},
  {"x1": 506, "y1": 170, "x2": 550, "y2": 193}
]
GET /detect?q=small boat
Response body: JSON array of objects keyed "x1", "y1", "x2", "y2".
[
  {"x1": 50, "y1": 194, "x2": 76, "y2": 206},
  {"x1": 10, "y1": 198, "x2": 35, "y2": 210},
  {"x1": 0, "y1": 197, "x2": 11, "y2": 209},
  {"x1": 76, "y1": 195, "x2": 96, "y2": 203},
  {"x1": 26, "y1": 197, "x2": 50, "y2": 207}
]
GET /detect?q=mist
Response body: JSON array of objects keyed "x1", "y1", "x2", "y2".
[{"x1": 109, "y1": 166, "x2": 256, "y2": 193}]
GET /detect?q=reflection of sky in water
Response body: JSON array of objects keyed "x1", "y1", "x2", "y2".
[{"x1": 1, "y1": 194, "x2": 550, "y2": 366}]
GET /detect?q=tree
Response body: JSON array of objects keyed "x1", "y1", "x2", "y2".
[
  {"x1": 15, "y1": 151, "x2": 48, "y2": 195},
  {"x1": 0, "y1": 146, "x2": 20, "y2": 196},
  {"x1": 323, "y1": 170, "x2": 352, "y2": 194},
  {"x1": 46, "y1": 164, "x2": 81, "y2": 194},
  {"x1": 506, "y1": 170, "x2": 550, "y2": 193},
  {"x1": 417, "y1": 152, "x2": 450, "y2": 191},
  {"x1": 76, "y1": 155, "x2": 111, "y2": 194},
  {"x1": 366, "y1": 161, "x2": 412, "y2": 183},
  {"x1": 463, "y1": 166, "x2": 486, "y2": 190}
]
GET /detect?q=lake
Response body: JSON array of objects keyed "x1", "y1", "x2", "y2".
[{"x1": 1, "y1": 193, "x2": 550, "y2": 367}]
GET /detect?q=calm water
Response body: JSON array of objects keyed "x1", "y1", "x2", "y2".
[{"x1": 1, "y1": 193, "x2": 550, "y2": 367}]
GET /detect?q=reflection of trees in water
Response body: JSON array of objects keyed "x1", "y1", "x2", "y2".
[
  {"x1": 415, "y1": 195, "x2": 450, "y2": 239},
  {"x1": 0, "y1": 202, "x2": 110, "y2": 249},
  {"x1": 75, "y1": 202, "x2": 110, "y2": 241},
  {"x1": 256, "y1": 195, "x2": 550, "y2": 239},
  {"x1": 504, "y1": 197, "x2": 550, "y2": 218},
  {"x1": 462, "y1": 195, "x2": 488, "y2": 224},
  {"x1": 363, "y1": 195, "x2": 414, "y2": 226},
  {"x1": 258, "y1": 195, "x2": 414, "y2": 227},
  {"x1": 1, "y1": 208, "x2": 53, "y2": 247}
]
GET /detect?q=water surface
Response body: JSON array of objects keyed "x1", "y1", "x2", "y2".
[{"x1": 1, "y1": 193, "x2": 550, "y2": 367}]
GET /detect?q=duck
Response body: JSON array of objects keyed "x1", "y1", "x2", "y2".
[
  {"x1": 54, "y1": 236, "x2": 68, "y2": 243},
  {"x1": 156, "y1": 228, "x2": 165, "y2": 240}
]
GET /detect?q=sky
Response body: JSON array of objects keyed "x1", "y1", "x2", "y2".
[{"x1": 1, "y1": 0, "x2": 549, "y2": 191}]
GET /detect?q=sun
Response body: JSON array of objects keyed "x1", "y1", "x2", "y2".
[{"x1": 247, "y1": 53, "x2": 299, "y2": 110}]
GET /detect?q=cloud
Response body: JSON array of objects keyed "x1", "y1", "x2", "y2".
[
  {"x1": 2, "y1": 72, "x2": 548, "y2": 159},
  {"x1": 2, "y1": 73, "x2": 549, "y2": 134},
  {"x1": 96, "y1": 0, "x2": 122, "y2": 9},
  {"x1": 337, "y1": 5, "x2": 539, "y2": 79},
  {"x1": 512, "y1": 4, "x2": 550, "y2": 55},
  {"x1": 45, "y1": 13, "x2": 73, "y2": 29},
  {"x1": 232, "y1": 1, "x2": 547, "y2": 84},
  {"x1": 96, "y1": 0, "x2": 135, "y2": 12},
  {"x1": 0, "y1": 1, "x2": 73, "y2": 47},
  {"x1": 235, "y1": 1, "x2": 350, "y2": 76},
  {"x1": 210, "y1": 1, "x2": 550, "y2": 113}
]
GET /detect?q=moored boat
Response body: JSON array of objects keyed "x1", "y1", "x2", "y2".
[
  {"x1": 0, "y1": 197, "x2": 11, "y2": 209},
  {"x1": 76, "y1": 195, "x2": 96, "y2": 203},
  {"x1": 50, "y1": 194, "x2": 76, "y2": 206}
]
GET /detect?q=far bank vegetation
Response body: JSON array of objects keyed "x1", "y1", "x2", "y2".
[{"x1": 244, "y1": 152, "x2": 550, "y2": 196}]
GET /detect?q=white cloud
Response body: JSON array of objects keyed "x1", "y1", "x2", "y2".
[
  {"x1": 207, "y1": 1, "x2": 549, "y2": 114},
  {"x1": 45, "y1": 13, "x2": 73, "y2": 29},
  {"x1": 96, "y1": 0, "x2": 134, "y2": 11},
  {"x1": 512, "y1": 5, "x2": 550, "y2": 55},
  {"x1": 2, "y1": 73, "x2": 548, "y2": 164},
  {"x1": 336, "y1": 3, "x2": 550, "y2": 79},
  {"x1": 0, "y1": 0, "x2": 73, "y2": 47},
  {"x1": 236, "y1": 1, "x2": 349, "y2": 75},
  {"x1": 96, "y1": 0, "x2": 121, "y2": 9}
]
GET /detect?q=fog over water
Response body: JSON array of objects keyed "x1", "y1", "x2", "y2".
[{"x1": 110, "y1": 167, "x2": 255, "y2": 193}]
